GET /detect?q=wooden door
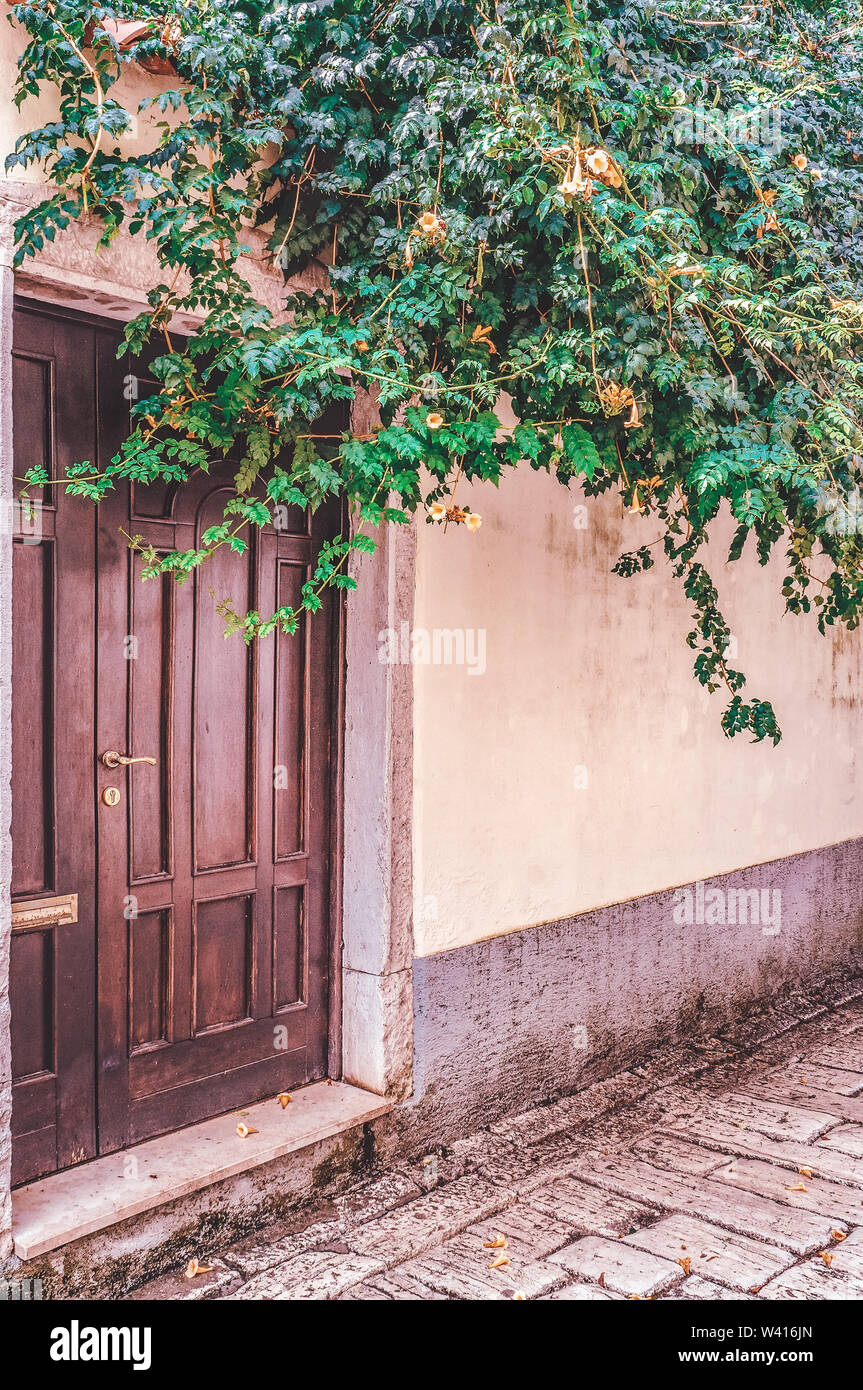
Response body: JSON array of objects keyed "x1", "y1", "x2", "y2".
[
  {"x1": 10, "y1": 306, "x2": 100, "y2": 1184},
  {"x1": 10, "y1": 303, "x2": 342, "y2": 1182}
]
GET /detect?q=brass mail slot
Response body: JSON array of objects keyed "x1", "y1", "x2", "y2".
[{"x1": 12, "y1": 893, "x2": 78, "y2": 932}]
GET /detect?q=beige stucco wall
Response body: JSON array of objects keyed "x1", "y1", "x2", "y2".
[
  {"x1": 412, "y1": 463, "x2": 863, "y2": 956},
  {"x1": 0, "y1": 26, "x2": 296, "y2": 321},
  {"x1": 0, "y1": 27, "x2": 186, "y2": 195},
  {"x1": 0, "y1": 26, "x2": 162, "y2": 171},
  {"x1": 1, "y1": 26, "x2": 187, "y2": 317}
]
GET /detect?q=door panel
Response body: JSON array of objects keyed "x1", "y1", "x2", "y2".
[
  {"x1": 194, "y1": 491, "x2": 256, "y2": 871},
  {"x1": 10, "y1": 307, "x2": 99, "y2": 1184},
  {"x1": 10, "y1": 303, "x2": 342, "y2": 1181},
  {"x1": 128, "y1": 560, "x2": 173, "y2": 882}
]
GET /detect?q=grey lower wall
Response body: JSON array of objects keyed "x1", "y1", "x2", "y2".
[{"x1": 409, "y1": 837, "x2": 863, "y2": 1143}]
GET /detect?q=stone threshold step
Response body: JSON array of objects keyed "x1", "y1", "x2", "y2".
[{"x1": 13, "y1": 1081, "x2": 391, "y2": 1260}]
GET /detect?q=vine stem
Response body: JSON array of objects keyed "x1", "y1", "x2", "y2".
[
  {"x1": 54, "y1": 17, "x2": 106, "y2": 201},
  {"x1": 576, "y1": 212, "x2": 602, "y2": 400}
]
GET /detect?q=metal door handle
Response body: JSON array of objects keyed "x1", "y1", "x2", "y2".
[{"x1": 100, "y1": 750, "x2": 157, "y2": 769}]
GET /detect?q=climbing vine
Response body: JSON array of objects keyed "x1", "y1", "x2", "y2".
[{"x1": 7, "y1": 0, "x2": 863, "y2": 740}]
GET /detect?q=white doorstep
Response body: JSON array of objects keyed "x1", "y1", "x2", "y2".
[{"x1": 13, "y1": 1081, "x2": 391, "y2": 1260}]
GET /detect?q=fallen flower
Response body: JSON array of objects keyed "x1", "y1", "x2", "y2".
[
  {"x1": 277, "y1": 1093, "x2": 292, "y2": 1109},
  {"x1": 185, "y1": 1257, "x2": 215, "y2": 1280},
  {"x1": 487, "y1": 1253, "x2": 510, "y2": 1270},
  {"x1": 236, "y1": 1121, "x2": 259, "y2": 1138},
  {"x1": 484, "y1": 1234, "x2": 509, "y2": 1249}
]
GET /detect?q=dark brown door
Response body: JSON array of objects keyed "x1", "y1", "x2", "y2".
[
  {"x1": 11, "y1": 302, "x2": 342, "y2": 1182},
  {"x1": 10, "y1": 307, "x2": 100, "y2": 1184}
]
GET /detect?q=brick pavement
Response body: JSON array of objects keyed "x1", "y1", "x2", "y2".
[{"x1": 130, "y1": 976, "x2": 863, "y2": 1301}]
